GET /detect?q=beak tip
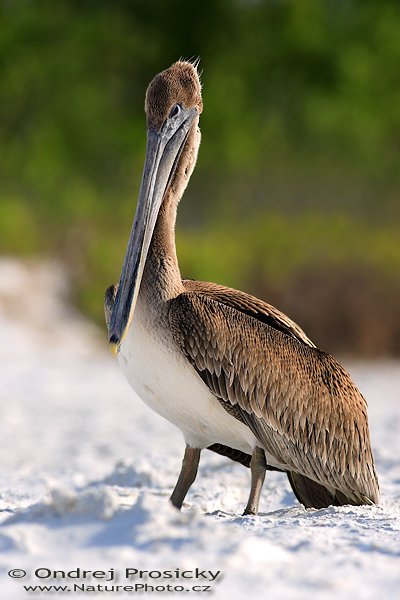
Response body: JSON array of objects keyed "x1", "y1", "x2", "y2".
[{"x1": 109, "y1": 334, "x2": 120, "y2": 357}]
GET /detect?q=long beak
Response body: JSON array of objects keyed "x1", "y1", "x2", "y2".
[{"x1": 109, "y1": 107, "x2": 197, "y2": 354}]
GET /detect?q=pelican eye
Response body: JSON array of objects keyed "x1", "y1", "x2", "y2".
[{"x1": 169, "y1": 103, "x2": 182, "y2": 119}]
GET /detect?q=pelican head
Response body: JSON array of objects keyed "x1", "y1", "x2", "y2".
[{"x1": 109, "y1": 61, "x2": 203, "y2": 354}]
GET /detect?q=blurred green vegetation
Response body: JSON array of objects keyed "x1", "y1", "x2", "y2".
[{"x1": 1, "y1": 0, "x2": 400, "y2": 354}]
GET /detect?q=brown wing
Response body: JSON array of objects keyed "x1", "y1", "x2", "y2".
[
  {"x1": 183, "y1": 279, "x2": 318, "y2": 489},
  {"x1": 169, "y1": 291, "x2": 380, "y2": 505},
  {"x1": 183, "y1": 279, "x2": 315, "y2": 348}
]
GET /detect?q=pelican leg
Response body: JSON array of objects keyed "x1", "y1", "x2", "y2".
[
  {"x1": 170, "y1": 445, "x2": 201, "y2": 509},
  {"x1": 243, "y1": 446, "x2": 267, "y2": 516}
]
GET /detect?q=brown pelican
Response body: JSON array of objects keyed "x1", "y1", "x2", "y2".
[{"x1": 105, "y1": 60, "x2": 379, "y2": 514}]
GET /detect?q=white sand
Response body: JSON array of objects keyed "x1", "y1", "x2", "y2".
[{"x1": 0, "y1": 258, "x2": 399, "y2": 599}]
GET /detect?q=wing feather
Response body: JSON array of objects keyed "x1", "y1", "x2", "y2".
[
  {"x1": 169, "y1": 291, "x2": 380, "y2": 505},
  {"x1": 183, "y1": 279, "x2": 315, "y2": 347}
]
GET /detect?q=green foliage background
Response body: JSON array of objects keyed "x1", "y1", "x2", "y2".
[{"x1": 1, "y1": 0, "x2": 400, "y2": 354}]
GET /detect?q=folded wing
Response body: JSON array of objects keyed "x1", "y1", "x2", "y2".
[{"x1": 169, "y1": 287, "x2": 380, "y2": 506}]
